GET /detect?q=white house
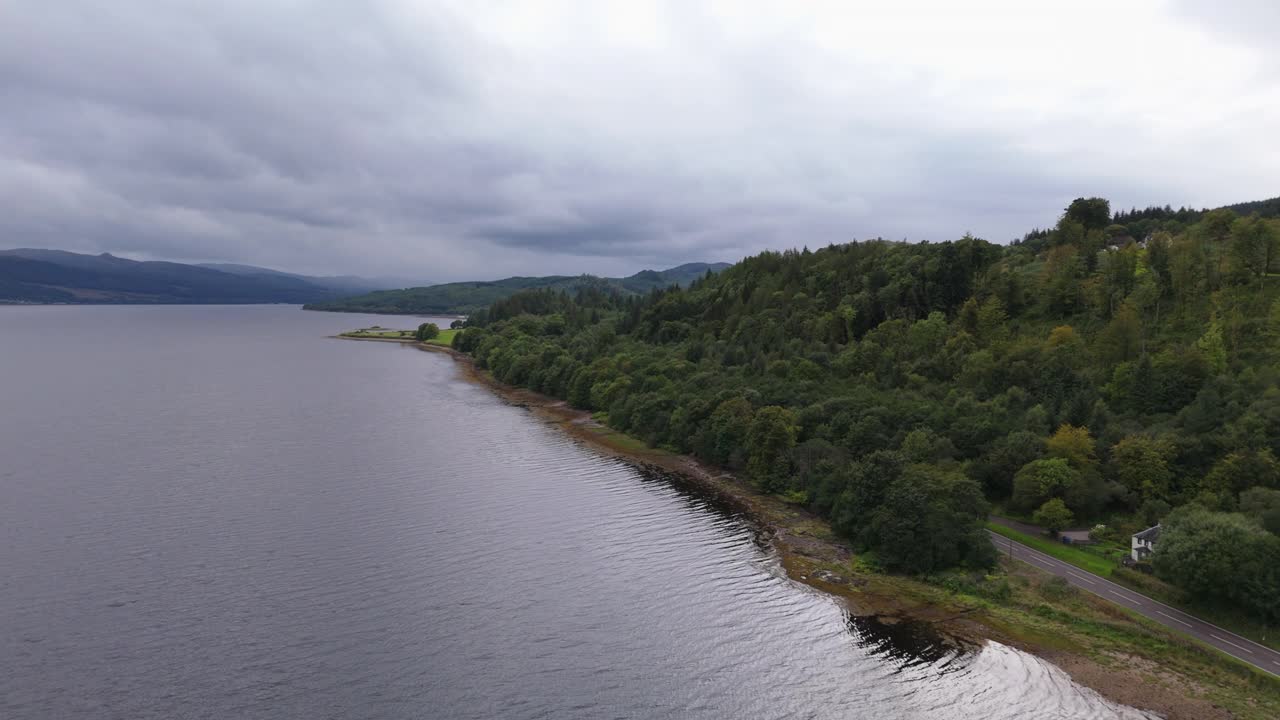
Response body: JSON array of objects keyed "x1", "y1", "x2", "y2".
[{"x1": 1131, "y1": 524, "x2": 1161, "y2": 563}]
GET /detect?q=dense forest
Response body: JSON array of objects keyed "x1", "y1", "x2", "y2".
[{"x1": 452, "y1": 198, "x2": 1280, "y2": 622}]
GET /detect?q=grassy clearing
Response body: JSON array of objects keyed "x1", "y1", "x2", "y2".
[
  {"x1": 424, "y1": 328, "x2": 458, "y2": 346},
  {"x1": 340, "y1": 328, "x2": 415, "y2": 339},
  {"x1": 339, "y1": 327, "x2": 458, "y2": 346},
  {"x1": 593, "y1": 425, "x2": 664, "y2": 453}
]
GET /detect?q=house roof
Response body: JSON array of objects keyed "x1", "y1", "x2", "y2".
[{"x1": 1134, "y1": 524, "x2": 1162, "y2": 543}]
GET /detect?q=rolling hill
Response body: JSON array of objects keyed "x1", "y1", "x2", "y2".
[
  {"x1": 0, "y1": 249, "x2": 399, "y2": 305},
  {"x1": 302, "y1": 262, "x2": 733, "y2": 315}
]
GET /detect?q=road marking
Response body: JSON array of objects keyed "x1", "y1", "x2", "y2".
[
  {"x1": 990, "y1": 530, "x2": 1280, "y2": 675},
  {"x1": 1066, "y1": 571, "x2": 1096, "y2": 585},
  {"x1": 1105, "y1": 586, "x2": 1146, "y2": 602},
  {"x1": 1210, "y1": 634, "x2": 1255, "y2": 654},
  {"x1": 1108, "y1": 588, "x2": 1145, "y2": 604},
  {"x1": 1157, "y1": 611, "x2": 1193, "y2": 628}
]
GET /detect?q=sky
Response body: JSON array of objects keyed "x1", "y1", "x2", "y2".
[{"x1": 1, "y1": 1, "x2": 1277, "y2": 282}]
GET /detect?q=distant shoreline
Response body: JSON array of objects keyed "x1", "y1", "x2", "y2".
[
  {"x1": 304, "y1": 306, "x2": 467, "y2": 319},
  {"x1": 334, "y1": 333, "x2": 1258, "y2": 720}
]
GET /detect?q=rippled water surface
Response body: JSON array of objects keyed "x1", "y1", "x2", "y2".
[{"x1": 0, "y1": 305, "x2": 1155, "y2": 719}]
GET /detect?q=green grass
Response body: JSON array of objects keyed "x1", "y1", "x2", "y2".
[
  {"x1": 424, "y1": 328, "x2": 458, "y2": 346},
  {"x1": 340, "y1": 329, "x2": 415, "y2": 339},
  {"x1": 594, "y1": 427, "x2": 656, "y2": 453},
  {"x1": 339, "y1": 328, "x2": 458, "y2": 346},
  {"x1": 987, "y1": 522, "x2": 1121, "y2": 576}
]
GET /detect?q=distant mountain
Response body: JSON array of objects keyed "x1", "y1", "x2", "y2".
[
  {"x1": 0, "y1": 249, "x2": 400, "y2": 305},
  {"x1": 303, "y1": 262, "x2": 733, "y2": 315},
  {"x1": 195, "y1": 262, "x2": 407, "y2": 295}
]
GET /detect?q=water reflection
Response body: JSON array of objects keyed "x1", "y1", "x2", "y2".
[{"x1": 846, "y1": 611, "x2": 976, "y2": 674}]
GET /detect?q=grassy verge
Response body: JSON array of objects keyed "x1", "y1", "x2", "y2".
[
  {"x1": 1111, "y1": 566, "x2": 1280, "y2": 653},
  {"x1": 986, "y1": 522, "x2": 1121, "y2": 576}
]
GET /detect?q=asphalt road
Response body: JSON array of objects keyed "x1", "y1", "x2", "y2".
[{"x1": 986, "y1": 529, "x2": 1280, "y2": 677}]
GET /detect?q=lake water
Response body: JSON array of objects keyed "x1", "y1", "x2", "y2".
[{"x1": 0, "y1": 305, "x2": 1153, "y2": 719}]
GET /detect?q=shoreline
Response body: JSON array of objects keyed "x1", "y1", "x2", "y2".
[{"x1": 340, "y1": 334, "x2": 1274, "y2": 719}]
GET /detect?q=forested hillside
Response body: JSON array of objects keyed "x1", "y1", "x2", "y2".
[
  {"x1": 452, "y1": 198, "x2": 1280, "y2": 621},
  {"x1": 303, "y1": 263, "x2": 730, "y2": 315}
]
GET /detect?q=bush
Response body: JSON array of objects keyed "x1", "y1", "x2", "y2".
[
  {"x1": 978, "y1": 576, "x2": 1013, "y2": 602},
  {"x1": 1039, "y1": 576, "x2": 1077, "y2": 601},
  {"x1": 1033, "y1": 498, "x2": 1075, "y2": 533},
  {"x1": 416, "y1": 322, "x2": 440, "y2": 341}
]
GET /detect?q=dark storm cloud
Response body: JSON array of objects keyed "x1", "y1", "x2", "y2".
[{"x1": 0, "y1": 1, "x2": 1275, "y2": 280}]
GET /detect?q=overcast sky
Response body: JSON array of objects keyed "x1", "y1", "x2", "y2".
[{"x1": 2, "y1": 1, "x2": 1277, "y2": 282}]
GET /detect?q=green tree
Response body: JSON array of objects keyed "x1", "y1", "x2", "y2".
[
  {"x1": 1040, "y1": 249, "x2": 1084, "y2": 314},
  {"x1": 747, "y1": 406, "x2": 799, "y2": 491},
  {"x1": 1032, "y1": 498, "x2": 1074, "y2": 533},
  {"x1": 900, "y1": 428, "x2": 956, "y2": 464},
  {"x1": 1168, "y1": 234, "x2": 1206, "y2": 307},
  {"x1": 975, "y1": 297, "x2": 1009, "y2": 344},
  {"x1": 1153, "y1": 506, "x2": 1280, "y2": 621},
  {"x1": 968, "y1": 430, "x2": 1043, "y2": 498},
  {"x1": 1110, "y1": 434, "x2": 1174, "y2": 506},
  {"x1": 1200, "y1": 208, "x2": 1236, "y2": 244},
  {"x1": 1239, "y1": 487, "x2": 1280, "y2": 534},
  {"x1": 1139, "y1": 498, "x2": 1171, "y2": 526},
  {"x1": 1096, "y1": 303, "x2": 1142, "y2": 365},
  {"x1": 869, "y1": 465, "x2": 993, "y2": 573},
  {"x1": 1202, "y1": 449, "x2": 1280, "y2": 498},
  {"x1": 703, "y1": 397, "x2": 754, "y2": 468},
  {"x1": 1154, "y1": 507, "x2": 1251, "y2": 596},
  {"x1": 1011, "y1": 458, "x2": 1077, "y2": 512},
  {"x1": 1064, "y1": 197, "x2": 1112, "y2": 232},
  {"x1": 415, "y1": 322, "x2": 440, "y2": 341},
  {"x1": 1046, "y1": 424, "x2": 1097, "y2": 470},
  {"x1": 1096, "y1": 245, "x2": 1138, "y2": 315},
  {"x1": 1227, "y1": 215, "x2": 1278, "y2": 282}
]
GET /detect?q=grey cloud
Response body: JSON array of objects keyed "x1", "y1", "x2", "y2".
[{"x1": 0, "y1": 1, "x2": 1275, "y2": 280}]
